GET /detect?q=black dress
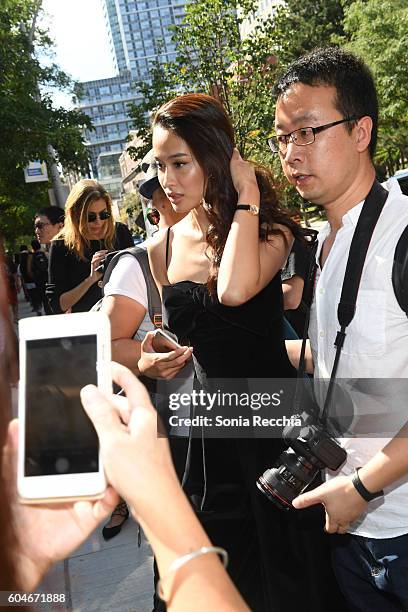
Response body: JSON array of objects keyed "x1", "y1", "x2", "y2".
[
  {"x1": 46, "y1": 222, "x2": 133, "y2": 313},
  {"x1": 162, "y1": 276, "x2": 346, "y2": 611}
]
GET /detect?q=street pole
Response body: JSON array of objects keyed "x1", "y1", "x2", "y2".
[{"x1": 46, "y1": 145, "x2": 67, "y2": 208}]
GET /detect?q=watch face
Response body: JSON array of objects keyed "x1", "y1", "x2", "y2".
[{"x1": 250, "y1": 205, "x2": 260, "y2": 215}]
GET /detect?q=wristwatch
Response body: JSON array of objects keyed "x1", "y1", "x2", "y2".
[
  {"x1": 351, "y1": 467, "x2": 384, "y2": 502},
  {"x1": 236, "y1": 204, "x2": 260, "y2": 216}
]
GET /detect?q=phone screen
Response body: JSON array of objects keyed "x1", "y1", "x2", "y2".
[{"x1": 24, "y1": 335, "x2": 99, "y2": 477}]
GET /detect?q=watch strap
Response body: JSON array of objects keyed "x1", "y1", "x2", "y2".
[
  {"x1": 236, "y1": 204, "x2": 259, "y2": 215},
  {"x1": 351, "y1": 467, "x2": 384, "y2": 502}
]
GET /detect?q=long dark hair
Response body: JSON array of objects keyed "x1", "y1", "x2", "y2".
[{"x1": 153, "y1": 93, "x2": 306, "y2": 290}]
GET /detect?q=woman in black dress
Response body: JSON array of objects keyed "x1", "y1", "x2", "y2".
[
  {"x1": 148, "y1": 94, "x2": 345, "y2": 611},
  {"x1": 47, "y1": 179, "x2": 133, "y2": 314}
]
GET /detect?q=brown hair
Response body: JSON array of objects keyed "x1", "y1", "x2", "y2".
[
  {"x1": 153, "y1": 93, "x2": 306, "y2": 290},
  {"x1": 56, "y1": 179, "x2": 115, "y2": 260}
]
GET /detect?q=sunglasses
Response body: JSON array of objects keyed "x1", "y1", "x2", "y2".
[
  {"x1": 146, "y1": 208, "x2": 160, "y2": 226},
  {"x1": 34, "y1": 222, "x2": 51, "y2": 230},
  {"x1": 87, "y1": 210, "x2": 111, "y2": 223}
]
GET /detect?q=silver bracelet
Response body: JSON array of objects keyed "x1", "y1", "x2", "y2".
[{"x1": 156, "y1": 545, "x2": 229, "y2": 602}]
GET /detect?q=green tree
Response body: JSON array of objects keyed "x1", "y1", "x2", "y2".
[
  {"x1": 128, "y1": 0, "x2": 280, "y2": 162},
  {"x1": 127, "y1": 0, "x2": 351, "y2": 214},
  {"x1": 0, "y1": 0, "x2": 92, "y2": 246},
  {"x1": 342, "y1": 0, "x2": 408, "y2": 175},
  {"x1": 268, "y1": 0, "x2": 350, "y2": 68}
]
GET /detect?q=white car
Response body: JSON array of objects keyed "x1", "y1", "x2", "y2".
[{"x1": 393, "y1": 168, "x2": 408, "y2": 195}]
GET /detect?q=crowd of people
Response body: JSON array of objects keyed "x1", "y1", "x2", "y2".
[{"x1": 1, "y1": 46, "x2": 408, "y2": 612}]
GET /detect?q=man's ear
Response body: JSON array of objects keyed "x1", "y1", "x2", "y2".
[{"x1": 355, "y1": 116, "x2": 373, "y2": 154}]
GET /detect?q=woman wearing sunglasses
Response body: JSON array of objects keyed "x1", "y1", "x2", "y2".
[{"x1": 47, "y1": 179, "x2": 133, "y2": 313}]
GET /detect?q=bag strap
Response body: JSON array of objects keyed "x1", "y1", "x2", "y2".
[
  {"x1": 295, "y1": 180, "x2": 389, "y2": 426},
  {"x1": 322, "y1": 180, "x2": 389, "y2": 420},
  {"x1": 392, "y1": 225, "x2": 408, "y2": 316},
  {"x1": 132, "y1": 248, "x2": 163, "y2": 328},
  {"x1": 102, "y1": 246, "x2": 162, "y2": 329}
]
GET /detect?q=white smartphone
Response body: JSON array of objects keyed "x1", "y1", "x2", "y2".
[
  {"x1": 18, "y1": 312, "x2": 111, "y2": 504},
  {"x1": 154, "y1": 328, "x2": 182, "y2": 350}
]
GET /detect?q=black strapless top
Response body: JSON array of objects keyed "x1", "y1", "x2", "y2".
[{"x1": 162, "y1": 275, "x2": 296, "y2": 379}]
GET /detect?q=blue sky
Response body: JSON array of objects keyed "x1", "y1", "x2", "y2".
[{"x1": 41, "y1": 0, "x2": 116, "y2": 106}]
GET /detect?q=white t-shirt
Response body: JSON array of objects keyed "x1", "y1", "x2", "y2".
[
  {"x1": 103, "y1": 251, "x2": 154, "y2": 341},
  {"x1": 310, "y1": 179, "x2": 408, "y2": 538}
]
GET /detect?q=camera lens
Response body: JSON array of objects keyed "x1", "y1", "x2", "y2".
[{"x1": 256, "y1": 449, "x2": 319, "y2": 510}]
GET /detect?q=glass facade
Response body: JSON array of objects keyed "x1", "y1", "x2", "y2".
[
  {"x1": 105, "y1": 0, "x2": 187, "y2": 81},
  {"x1": 77, "y1": 0, "x2": 187, "y2": 186},
  {"x1": 78, "y1": 72, "x2": 136, "y2": 178}
]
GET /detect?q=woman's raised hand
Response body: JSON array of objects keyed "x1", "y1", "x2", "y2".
[
  {"x1": 229, "y1": 148, "x2": 259, "y2": 200},
  {"x1": 90, "y1": 249, "x2": 108, "y2": 283}
]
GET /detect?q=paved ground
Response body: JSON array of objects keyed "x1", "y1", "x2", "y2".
[
  {"x1": 37, "y1": 521, "x2": 155, "y2": 612},
  {"x1": 16, "y1": 292, "x2": 155, "y2": 612}
]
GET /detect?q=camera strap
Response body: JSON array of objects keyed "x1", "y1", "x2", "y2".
[{"x1": 295, "y1": 179, "x2": 389, "y2": 422}]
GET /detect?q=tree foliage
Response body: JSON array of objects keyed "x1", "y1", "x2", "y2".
[
  {"x1": 0, "y1": 0, "x2": 92, "y2": 246},
  {"x1": 128, "y1": 0, "x2": 281, "y2": 162},
  {"x1": 341, "y1": 0, "x2": 408, "y2": 174},
  {"x1": 118, "y1": 0, "x2": 408, "y2": 210},
  {"x1": 268, "y1": 0, "x2": 350, "y2": 67},
  {"x1": 127, "y1": 0, "x2": 350, "y2": 210}
]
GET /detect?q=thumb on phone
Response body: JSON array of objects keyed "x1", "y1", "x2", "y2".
[
  {"x1": 141, "y1": 330, "x2": 156, "y2": 354},
  {"x1": 4, "y1": 419, "x2": 19, "y2": 482},
  {"x1": 80, "y1": 385, "x2": 122, "y2": 443}
]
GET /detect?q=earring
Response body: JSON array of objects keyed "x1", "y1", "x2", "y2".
[{"x1": 201, "y1": 197, "x2": 211, "y2": 210}]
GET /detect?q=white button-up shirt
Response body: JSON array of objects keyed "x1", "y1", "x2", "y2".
[{"x1": 309, "y1": 179, "x2": 408, "y2": 537}]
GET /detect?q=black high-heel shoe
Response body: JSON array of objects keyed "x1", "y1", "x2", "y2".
[{"x1": 102, "y1": 500, "x2": 129, "y2": 541}]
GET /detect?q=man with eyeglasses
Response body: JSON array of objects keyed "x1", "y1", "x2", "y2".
[
  {"x1": 34, "y1": 206, "x2": 65, "y2": 248},
  {"x1": 271, "y1": 47, "x2": 408, "y2": 611},
  {"x1": 32, "y1": 207, "x2": 64, "y2": 313}
]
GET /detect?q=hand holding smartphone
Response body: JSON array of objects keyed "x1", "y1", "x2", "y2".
[
  {"x1": 18, "y1": 312, "x2": 111, "y2": 504},
  {"x1": 152, "y1": 328, "x2": 183, "y2": 353}
]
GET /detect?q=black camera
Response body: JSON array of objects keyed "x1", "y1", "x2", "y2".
[{"x1": 256, "y1": 411, "x2": 346, "y2": 511}]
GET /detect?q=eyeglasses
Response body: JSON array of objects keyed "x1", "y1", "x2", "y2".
[
  {"x1": 34, "y1": 222, "x2": 51, "y2": 230},
  {"x1": 267, "y1": 116, "x2": 360, "y2": 154},
  {"x1": 146, "y1": 208, "x2": 160, "y2": 226},
  {"x1": 87, "y1": 210, "x2": 111, "y2": 223}
]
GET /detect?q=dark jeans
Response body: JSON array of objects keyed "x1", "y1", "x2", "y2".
[
  {"x1": 27, "y1": 286, "x2": 42, "y2": 312},
  {"x1": 282, "y1": 316, "x2": 299, "y2": 340},
  {"x1": 331, "y1": 532, "x2": 408, "y2": 612}
]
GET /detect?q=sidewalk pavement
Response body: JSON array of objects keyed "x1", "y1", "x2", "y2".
[
  {"x1": 38, "y1": 521, "x2": 155, "y2": 612},
  {"x1": 15, "y1": 292, "x2": 155, "y2": 611}
]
